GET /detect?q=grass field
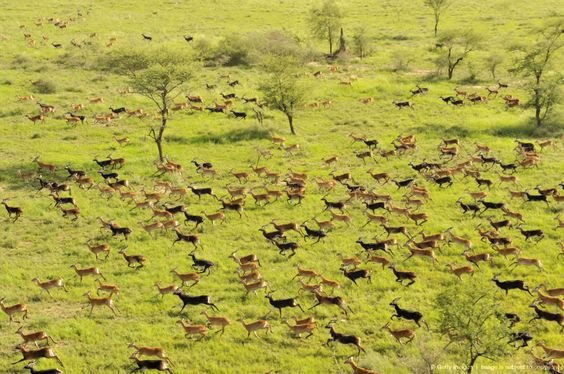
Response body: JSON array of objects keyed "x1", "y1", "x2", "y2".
[{"x1": 0, "y1": 1, "x2": 562, "y2": 373}]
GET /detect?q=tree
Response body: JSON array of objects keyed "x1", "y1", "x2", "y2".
[
  {"x1": 106, "y1": 49, "x2": 191, "y2": 161},
  {"x1": 510, "y1": 20, "x2": 563, "y2": 127},
  {"x1": 484, "y1": 53, "x2": 504, "y2": 80},
  {"x1": 308, "y1": 0, "x2": 343, "y2": 54},
  {"x1": 259, "y1": 57, "x2": 307, "y2": 135},
  {"x1": 435, "y1": 282, "x2": 510, "y2": 374},
  {"x1": 352, "y1": 27, "x2": 369, "y2": 59},
  {"x1": 437, "y1": 30, "x2": 480, "y2": 79},
  {"x1": 424, "y1": 0, "x2": 452, "y2": 36}
]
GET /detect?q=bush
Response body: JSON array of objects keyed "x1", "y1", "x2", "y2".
[{"x1": 31, "y1": 79, "x2": 57, "y2": 94}]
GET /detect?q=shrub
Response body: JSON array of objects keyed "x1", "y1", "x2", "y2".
[{"x1": 31, "y1": 79, "x2": 57, "y2": 94}]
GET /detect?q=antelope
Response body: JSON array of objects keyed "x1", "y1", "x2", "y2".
[
  {"x1": 176, "y1": 319, "x2": 208, "y2": 340},
  {"x1": 509, "y1": 257, "x2": 543, "y2": 272},
  {"x1": 32, "y1": 277, "x2": 68, "y2": 296},
  {"x1": 0, "y1": 298, "x2": 28, "y2": 322},
  {"x1": 96, "y1": 279, "x2": 120, "y2": 297},
  {"x1": 344, "y1": 356, "x2": 377, "y2": 374},
  {"x1": 534, "y1": 287, "x2": 564, "y2": 311},
  {"x1": 270, "y1": 220, "x2": 303, "y2": 236},
  {"x1": 382, "y1": 322, "x2": 415, "y2": 344},
  {"x1": 297, "y1": 279, "x2": 323, "y2": 294},
  {"x1": 119, "y1": 247, "x2": 146, "y2": 269},
  {"x1": 201, "y1": 311, "x2": 231, "y2": 335},
  {"x1": 325, "y1": 320, "x2": 365, "y2": 355},
  {"x1": 239, "y1": 317, "x2": 272, "y2": 339},
  {"x1": 85, "y1": 241, "x2": 110, "y2": 260},
  {"x1": 2, "y1": 200, "x2": 23, "y2": 221},
  {"x1": 241, "y1": 279, "x2": 269, "y2": 296},
  {"x1": 16, "y1": 327, "x2": 57, "y2": 347},
  {"x1": 404, "y1": 243, "x2": 438, "y2": 264},
  {"x1": 445, "y1": 228, "x2": 472, "y2": 251},
  {"x1": 83, "y1": 291, "x2": 117, "y2": 316},
  {"x1": 446, "y1": 264, "x2": 474, "y2": 280},
  {"x1": 319, "y1": 275, "x2": 341, "y2": 292},
  {"x1": 238, "y1": 270, "x2": 262, "y2": 285},
  {"x1": 70, "y1": 264, "x2": 105, "y2": 282},
  {"x1": 463, "y1": 250, "x2": 492, "y2": 269},
  {"x1": 128, "y1": 343, "x2": 173, "y2": 366},
  {"x1": 154, "y1": 282, "x2": 178, "y2": 298},
  {"x1": 283, "y1": 320, "x2": 316, "y2": 338},
  {"x1": 201, "y1": 210, "x2": 226, "y2": 225},
  {"x1": 293, "y1": 265, "x2": 320, "y2": 280},
  {"x1": 170, "y1": 269, "x2": 200, "y2": 288},
  {"x1": 330, "y1": 210, "x2": 352, "y2": 225},
  {"x1": 501, "y1": 206, "x2": 524, "y2": 222},
  {"x1": 366, "y1": 254, "x2": 390, "y2": 269},
  {"x1": 493, "y1": 246, "x2": 521, "y2": 259},
  {"x1": 12, "y1": 345, "x2": 64, "y2": 368},
  {"x1": 310, "y1": 290, "x2": 351, "y2": 316},
  {"x1": 32, "y1": 156, "x2": 56, "y2": 173},
  {"x1": 26, "y1": 114, "x2": 45, "y2": 124},
  {"x1": 140, "y1": 221, "x2": 164, "y2": 237},
  {"x1": 338, "y1": 253, "x2": 362, "y2": 269},
  {"x1": 536, "y1": 342, "x2": 564, "y2": 359},
  {"x1": 89, "y1": 97, "x2": 104, "y2": 103},
  {"x1": 312, "y1": 217, "x2": 335, "y2": 231}
]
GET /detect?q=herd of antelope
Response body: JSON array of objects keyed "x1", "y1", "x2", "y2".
[{"x1": 3, "y1": 16, "x2": 563, "y2": 374}]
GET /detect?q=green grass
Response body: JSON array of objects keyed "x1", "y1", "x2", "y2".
[{"x1": 0, "y1": 1, "x2": 562, "y2": 373}]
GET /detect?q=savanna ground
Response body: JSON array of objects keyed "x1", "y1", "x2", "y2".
[{"x1": 0, "y1": 0, "x2": 562, "y2": 373}]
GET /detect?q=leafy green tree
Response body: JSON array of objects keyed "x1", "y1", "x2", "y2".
[
  {"x1": 435, "y1": 282, "x2": 511, "y2": 374},
  {"x1": 484, "y1": 53, "x2": 504, "y2": 80},
  {"x1": 308, "y1": 0, "x2": 343, "y2": 54},
  {"x1": 105, "y1": 49, "x2": 191, "y2": 161},
  {"x1": 424, "y1": 0, "x2": 452, "y2": 36},
  {"x1": 437, "y1": 30, "x2": 481, "y2": 79},
  {"x1": 259, "y1": 57, "x2": 307, "y2": 135},
  {"x1": 352, "y1": 27, "x2": 370, "y2": 59},
  {"x1": 510, "y1": 19, "x2": 563, "y2": 127}
]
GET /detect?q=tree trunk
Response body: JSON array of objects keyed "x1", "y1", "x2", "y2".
[
  {"x1": 328, "y1": 26, "x2": 333, "y2": 54},
  {"x1": 448, "y1": 64, "x2": 454, "y2": 80},
  {"x1": 156, "y1": 116, "x2": 166, "y2": 161},
  {"x1": 467, "y1": 353, "x2": 482, "y2": 373},
  {"x1": 287, "y1": 113, "x2": 296, "y2": 135},
  {"x1": 434, "y1": 14, "x2": 439, "y2": 36}
]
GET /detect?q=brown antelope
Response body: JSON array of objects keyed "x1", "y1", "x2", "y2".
[
  {"x1": 509, "y1": 257, "x2": 543, "y2": 272},
  {"x1": 381, "y1": 322, "x2": 415, "y2": 345},
  {"x1": 366, "y1": 254, "x2": 390, "y2": 269},
  {"x1": 32, "y1": 156, "x2": 56, "y2": 173},
  {"x1": 96, "y1": 279, "x2": 120, "y2": 297},
  {"x1": 463, "y1": 250, "x2": 492, "y2": 269},
  {"x1": 293, "y1": 265, "x2": 320, "y2": 280},
  {"x1": 32, "y1": 277, "x2": 68, "y2": 296},
  {"x1": 345, "y1": 356, "x2": 378, "y2": 374},
  {"x1": 140, "y1": 221, "x2": 164, "y2": 237},
  {"x1": 239, "y1": 318, "x2": 272, "y2": 339},
  {"x1": 446, "y1": 264, "x2": 474, "y2": 280},
  {"x1": 0, "y1": 298, "x2": 28, "y2": 322},
  {"x1": 283, "y1": 320, "x2": 316, "y2": 338},
  {"x1": 330, "y1": 210, "x2": 352, "y2": 225},
  {"x1": 319, "y1": 275, "x2": 341, "y2": 291},
  {"x1": 119, "y1": 248, "x2": 146, "y2": 269},
  {"x1": 297, "y1": 279, "x2": 323, "y2": 294},
  {"x1": 16, "y1": 326, "x2": 57, "y2": 347},
  {"x1": 154, "y1": 283, "x2": 179, "y2": 298},
  {"x1": 83, "y1": 291, "x2": 117, "y2": 316},
  {"x1": 201, "y1": 311, "x2": 231, "y2": 335},
  {"x1": 337, "y1": 253, "x2": 362, "y2": 269},
  {"x1": 70, "y1": 264, "x2": 105, "y2": 282},
  {"x1": 128, "y1": 343, "x2": 173, "y2": 365},
  {"x1": 241, "y1": 279, "x2": 269, "y2": 296},
  {"x1": 86, "y1": 240, "x2": 111, "y2": 260},
  {"x1": 89, "y1": 97, "x2": 104, "y2": 103},
  {"x1": 176, "y1": 320, "x2": 208, "y2": 340},
  {"x1": 18, "y1": 95, "x2": 35, "y2": 101},
  {"x1": 201, "y1": 211, "x2": 226, "y2": 225},
  {"x1": 533, "y1": 287, "x2": 563, "y2": 311},
  {"x1": 13, "y1": 345, "x2": 64, "y2": 367},
  {"x1": 170, "y1": 269, "x2": 200, "y2": 288},
  {"x1": 493, "y1": 246, "x2": 521, "y2": 259},
  {"x1": 271, "y1": 135, "x2": 286, "y2": 147},
  {"x1": 238, "y1": 270, "x2": 262, "y2": 284},
  {"x1": 405, "y1": 244, "x2": 438, "y2": 264},
  {"x1": 536, "y1": 342, "x2": 564, "y2": 359},
  {"x1": 312, "y1": 217, "x2": 335, "y2": 231},
  {"x1": 445, "y1": 228, "x2": 473, "y2": 251}
]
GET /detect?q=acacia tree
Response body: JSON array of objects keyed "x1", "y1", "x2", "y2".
[
  {"x1": 435, "y1": 282, "x2": 510, "y2": 374},
  {"x1": 510, "y1": 20, "x2": 563, "y2": 127},
  {"x1": 308, "y1": 0, "x2": 343, "y2": 54},
  {"x1": 437, "y1": 30, "x2": 480, "y2": 79},
  {"x1": 484, "y1": 53, "x2": 504, "y2": 80},
  {"x1": 107, "y1": 49, "x2": 191, "y2": 161},
  {"x1": 259, "y1": 57, "x2": 307, "y2": 135},
  {"x1": 424, "y1": 0, "x2": 452, "y2": 36}
]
